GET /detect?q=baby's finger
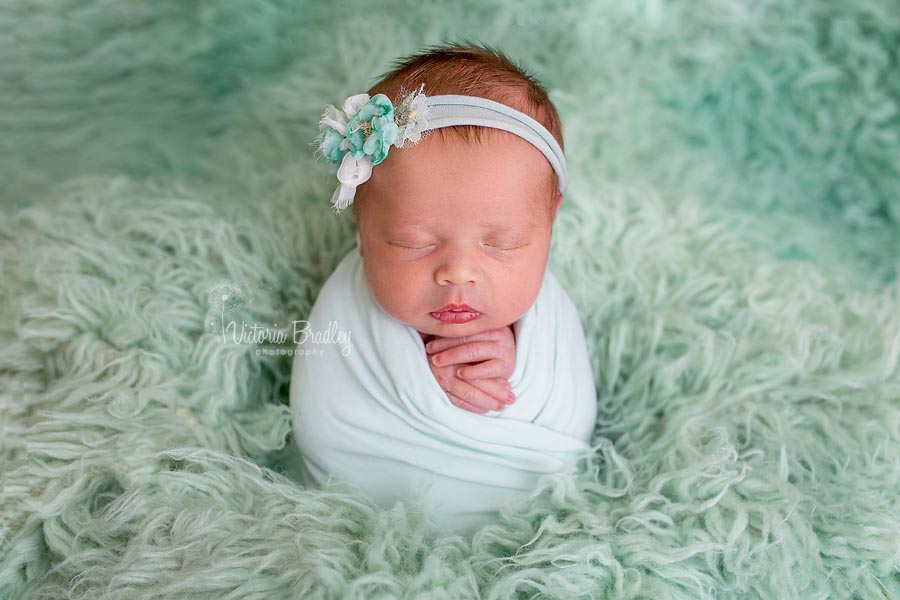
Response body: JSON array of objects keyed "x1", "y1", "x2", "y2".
[
  {"x1": 446, "y1": 377, "x2": 506, "y2": 413},
  {"x1": 456, "y1": 358, "x2": 507, "y2": 380},
  {"x1": 445, "y1": 392, "x2": 489, "y2": 415},
  {"x1": 430, "y1": 341, "x2": 500, "y2": 368},
  {"x1": 425, "y1": 330, "x2": 497, "y2": 354},
  {"x1": 468, "y1": 377, "x2": 515, "y2": 405}
]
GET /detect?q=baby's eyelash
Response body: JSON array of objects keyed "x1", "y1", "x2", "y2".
[
  {"x1": 482, "y1": 241, "x2": 528, "y2": 251},
  {"x1": 390, "y1": 242, "x2": 436, "y2": 250}
]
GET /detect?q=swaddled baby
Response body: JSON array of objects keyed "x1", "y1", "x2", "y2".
[{"x1": 290, "y1": 43, "x2": 597, "y2": 535}]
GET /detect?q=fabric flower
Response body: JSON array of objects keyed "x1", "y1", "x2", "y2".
[
  {"x1": 336, "y1": 151, "x2": 373, "y2": 188},
  {"x1": 362, "y1": 114, "x2": 399, "y2": 164},
  {"x1": 345, "y1": 94, "x2": 398, "y2": 165},
  {"x1": 314, "y1": 86, "x2": 432, "y2": 212},
  {"x1": 330, "y1": 152, "x2": 373, "y2": 213},
  {"x1": 342, "y1": 93, "x2": 370, "y2": 119},
  {"x1": 319, "y1": 127, "x2": 348, "y2": 164},
  {"x1": 395, "y1": 84, "x2": 429, "y2": 148},
  {"x1": 315, "y1": 93, "x2": 372, "y2": 165},
  {"x1": 320, "y1": 104, "x2": 349, "y2": 136}
]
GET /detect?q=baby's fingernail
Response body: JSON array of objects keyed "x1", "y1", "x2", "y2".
[
  {"x1": 506, "y1": 392, "x2": 516, "y2": 404},
  {"x1": 456, "y1": 368, "x2": 465, "y2": 378},
  {"x1": 425, "y1": 342, "x2": 433, "y2": 351},
  {"x1": 431, "y1": 355, "x2": 440, "y2": 365}
]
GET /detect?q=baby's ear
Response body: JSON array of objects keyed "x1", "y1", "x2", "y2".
[{"x1": 552, "y1": 193, "x2": 563, "y2": 220}]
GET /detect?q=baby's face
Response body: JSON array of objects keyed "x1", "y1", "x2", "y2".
[{"x1": 357, "y1": 131, "x2": 561, "y2": 339}]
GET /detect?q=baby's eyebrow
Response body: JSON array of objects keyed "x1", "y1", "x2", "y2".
[
  {"x1": 387, "y1": 221, "x2": 541, "y2": 235},
  {"x1": 388, "y1": 219, "x2": 541, "y2": 235},
  {"x1": 387, "y1": 223, "x2": 431, "y2": 234},
  {"x1": 479, "y1": 222, "x2": 542, "y2": 232},
  {"x1": 479, "y1": 222, "x2": 514, "y2": 231}
]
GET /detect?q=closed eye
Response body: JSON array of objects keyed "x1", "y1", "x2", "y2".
[
  {"x1": 482, "y1": 242, "x2": 529, "y2": 251},
  {"x1": 389, "y1": 242, "x2": 436, "y2": 250}
]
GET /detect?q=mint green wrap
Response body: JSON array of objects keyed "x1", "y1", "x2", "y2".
[{"x1": 289, "y1": 249, "x2": 597, "y2": 535}]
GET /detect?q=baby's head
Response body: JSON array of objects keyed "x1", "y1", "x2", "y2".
[{"x1": 351, "y1": 42, "x2": 566, "y2": 339}]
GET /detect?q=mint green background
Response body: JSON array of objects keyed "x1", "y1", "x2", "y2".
[{"x1": 2, "y1": 2, "x2": 898, "y2": 598}]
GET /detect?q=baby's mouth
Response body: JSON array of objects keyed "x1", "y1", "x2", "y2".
[{"x1": 430, "y1": 303, "x2": 482, "y2": 324}]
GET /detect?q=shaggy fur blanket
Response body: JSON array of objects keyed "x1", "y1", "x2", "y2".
[{"x1": 2, "y1": 1, "x2": 898, "y2": 598}]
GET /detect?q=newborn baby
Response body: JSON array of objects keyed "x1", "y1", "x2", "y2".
[{"x1": 290, "y1": 44, "x2": 597, "y2": 535}]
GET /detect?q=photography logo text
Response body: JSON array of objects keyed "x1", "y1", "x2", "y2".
[{"x1": 205, "y1": 281, "x2": 353, "y2": 357}]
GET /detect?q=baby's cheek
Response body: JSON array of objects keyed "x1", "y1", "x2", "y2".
[{"x1": 365, "y1": 262, "x2": 416, "y2": 311}]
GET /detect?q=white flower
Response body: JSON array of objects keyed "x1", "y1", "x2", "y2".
[
  {"x1": 330, "y1": 152, "x2": 373, "y2": 212},
  {"x1": 319, "y1": 105, "x2": 348, "y2": 136},
  {"x1": 395, "y1": 85, "x2": 429, "y2": 148},
  {"x1": 336, "y1": 151, "x2": 373, "y2": 186},
  {"x1": 403, "y1": 91, "x2": 429, "y2": 145},
  {"x1": 318, "y1": 93, "x2": 371, "y2": 137},
  {"x1": 342, "y1": 93, "x2": 370, "y2": 118}
]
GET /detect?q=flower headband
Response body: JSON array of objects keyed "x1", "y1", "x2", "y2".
[{"x1": 313, "y1": 83, "x2": 567, "y2": 213}]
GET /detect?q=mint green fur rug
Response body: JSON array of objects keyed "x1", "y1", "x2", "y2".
[{"x1": 2, "y1": 1, "x2": 899, "y2": 598}]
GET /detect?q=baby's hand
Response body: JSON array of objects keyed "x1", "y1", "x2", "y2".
[{"x1": 425, "y1": 326, "x2": 517, "y2": 414}]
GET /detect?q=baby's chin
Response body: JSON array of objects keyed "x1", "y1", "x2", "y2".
[{"x1": 415, "y1": 318, "x2": 512, "y2": 340}]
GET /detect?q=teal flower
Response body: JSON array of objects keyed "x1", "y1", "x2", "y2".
[
  {"x1": 363, "y1": 114, "x2": 400, "y2": 165},
  {"x1": 314, "y1": 87, "x2": 431, "y2": 212},
  {"x1": 345, "y1": 94, "x2": 399, "y2": 165},
  {"x1": 319, "y1": 127, "x2": 347, "y2": 164},
  {"x1": 315, "y1": 93, "x2": 369, "y2": 167}
]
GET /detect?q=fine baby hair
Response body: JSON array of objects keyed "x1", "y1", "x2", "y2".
[{"x1": 312, "y1": 41, "x2": 567, "y2": 217}]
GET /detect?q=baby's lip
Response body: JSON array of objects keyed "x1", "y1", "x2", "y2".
[{"x1": 434, "y1": 303, "x2": 478, "y2": 313}]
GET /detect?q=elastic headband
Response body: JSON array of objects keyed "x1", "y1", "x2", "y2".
[{"x1": 313, "y1": 83, "x2": 566, "y2": 213}]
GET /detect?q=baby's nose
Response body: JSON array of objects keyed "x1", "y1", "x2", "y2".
[{"x1": 434, "y1": 253, "x2": 479, "y2": 286}]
